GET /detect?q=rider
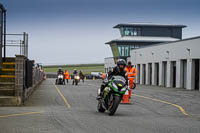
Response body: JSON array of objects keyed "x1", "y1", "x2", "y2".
[
  {"x1": 57, "y1": 68, "x2": 64, "y2": 75},
  {"x1": 72, "y1": 69, "x2": 78, "y2": 85},
  {"x1": 73, "y1": 69, "x2": 78, "y2": 76},
  {"x1": 97, "y1": 59, "x2": 128, "y2": 99},
  {"x1": 79, "y1": 70, "x2": 84, "y2": 83},
  {"x1": 56, "y1": 68, "x2": 65, "y2": 84}
]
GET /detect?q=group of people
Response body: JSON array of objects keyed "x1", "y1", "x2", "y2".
[
  {"x1": 57, "y1": 68, "x2": 85, "y2": 84},
  {"x1": 97, "y1": 59, "x2": 137, "y2": 99},
  {"x1": 72, "y1": 69, "x2": 85, "y2": 83}
]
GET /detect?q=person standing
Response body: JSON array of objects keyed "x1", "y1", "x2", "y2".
[
  {"x1": 102, "y1": 73, "x2": 106, "y2": 80},
  {"x1": 125, "y1": 61, "x2": 137, "y2": 98},
  {"x1": 64, "y1": 70, "x2": 70, "y2": 84},
  {"x1": 79, "y1": 70, "x2": 84, "y2": 83}
]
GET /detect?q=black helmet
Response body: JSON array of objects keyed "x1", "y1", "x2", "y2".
[{"x1": 116, "y1": 59, "x2": 126, "y2": 67}]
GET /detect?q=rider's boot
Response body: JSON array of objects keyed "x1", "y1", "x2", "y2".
[
  {"x1": 96, "y1": 92, "x2": 103, "y2": 100},
  {"x1": 96, "y1": 85, "x2": 104, "y2": 100}
]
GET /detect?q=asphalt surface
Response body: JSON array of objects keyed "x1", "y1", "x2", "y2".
[{"x1": 0, "y1": 79, "x2": 200, "y2": 133}]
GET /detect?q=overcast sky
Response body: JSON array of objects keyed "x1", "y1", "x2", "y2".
[{"x1": 1, "y1": 0, "x2": 200, "y2": 65}]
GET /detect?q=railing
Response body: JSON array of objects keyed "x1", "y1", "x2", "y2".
[
  {"x1": 0, "y1": 3, "x2": 6, "y2": 68},
  {"x1": 3, "y1": 33, "x2": 28, "y2": 58}
]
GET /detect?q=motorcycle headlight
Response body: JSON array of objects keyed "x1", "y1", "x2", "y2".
[
  {"x1": 75, "y1": 76, "x2": 80, "y2": 79},
  {"x1": 58, "y1": 75, "x2": 63, "y2": 78}
]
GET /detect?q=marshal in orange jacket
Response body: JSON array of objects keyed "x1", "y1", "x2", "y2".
[
  {"x1": 64, "y1": 71, "x2": 70, "y2": 79},
  {"x1": 125, "y1": 66, "x2": 137, "y2": 88}
]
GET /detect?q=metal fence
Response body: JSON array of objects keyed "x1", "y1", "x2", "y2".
[{"x1": 4, "y1": 32, "x2": 28, "y2": 58}]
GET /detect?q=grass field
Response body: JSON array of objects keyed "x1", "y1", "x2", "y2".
[{"x1": 43, "y1": 64, "x2": 104, "y2": 75}]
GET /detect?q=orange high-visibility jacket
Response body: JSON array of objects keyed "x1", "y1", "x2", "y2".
[
  {"x1": 64, "y1": 71, "x2": 70, "y2": 79},
  {"x1": 125, "y1": 66, "x2": 137, "y2": 79},
  {"x1": 102, "y1": 73, "x2": 106, "y2": 80}
]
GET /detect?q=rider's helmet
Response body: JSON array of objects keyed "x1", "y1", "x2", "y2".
[
  {"x1": 74, "y1": 69, "x2": 77, "y2": 73},
  {"x1": 58, "y1": 68, "x2": 62, "y2": 72},
  {"x1": 116, "y1": 59, "x2": 126, "y2": 71}
]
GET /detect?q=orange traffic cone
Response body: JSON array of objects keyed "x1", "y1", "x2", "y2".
[
  {"x1": 128, "y1": 89, "x2": 132, "y2": 97},
  {"x1": 121, "y1": 90, "x2": 130, "y2": 104},
  {"x1": 129, "y1": 80, "x2": 133, "y2": 97}
]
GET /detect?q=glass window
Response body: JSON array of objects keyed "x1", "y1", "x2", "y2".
[
  {"x1": 137, "y1": 29, "x2": 141, "y2": 35},
  {"x1": 121, "y1": 46, "x2": 124, "y2": 56},
  {"x1": 122, "y1": 27, "x2": 141, "y2": 36},
  {"x1": 124, "y1": 28, "x2": 129, "y2": 36},
  {"x1": 131, "y1": 45, "x2": 135, "y2": 49},
  {"x1": 118, "y1": 45, "x2": 131, "y2": 56},
  {"x1": 118, "y1": 46, "x2": 121, "y2": 56},
  {"x1": 135, "y1": 45, "x2": 139, "y2": 48},
  {"x1": 125, "y1": 46, "x2": 129, "y2": 56}
]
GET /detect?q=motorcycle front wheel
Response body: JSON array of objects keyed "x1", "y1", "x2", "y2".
[{"x1": 108, "y1": 96, "x2": 121, "y2": 116}]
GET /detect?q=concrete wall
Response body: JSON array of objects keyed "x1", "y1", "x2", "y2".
[
  {"x1": 130, "y1": 37, "x2": 200, "y2": 90},
  {"x1": 24, "y1": 66, "x2": 44, "y2": 100},
  {"x1": 15, "y1": 55, "x2": 44, "y2": 104},
  {"x1": 130, "y1": 37, "x2": 200, "y2": 64}
]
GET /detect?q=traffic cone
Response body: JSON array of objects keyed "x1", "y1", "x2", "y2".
[
  {"x1": 129, "y1": 80, "x2": 133, "y2": 97},
  {"x1": 121, "y1": 90, "x2": 130, "y2": 104},
  {"x1": 128, "y1": 88, "x2": 132, "y2": 98}
]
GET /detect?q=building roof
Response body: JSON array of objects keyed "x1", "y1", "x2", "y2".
[
  {"x1": 0, "y1": 3, "x2": 6, "y2": 11},
  {"x1": 105, "y1": 36, "x2": 180, "y2": 44},
  {"x1": 113, "y1": 22, "x2": 187, "y2": 28}
]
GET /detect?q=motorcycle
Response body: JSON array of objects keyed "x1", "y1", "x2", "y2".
[
  {"x1": 73, "y1": 75, "x2": 80, "y2": 85},
  {"x1": 97, "y1": 75, "x2": 129, "y2": 116},
  {"x1": 55, "y1": 74, "x2": 65, "y2": 85}
]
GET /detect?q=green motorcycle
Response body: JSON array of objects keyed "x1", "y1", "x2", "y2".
[{"x1": 97, "y1": 76, "x2": 129, "y2": 116}]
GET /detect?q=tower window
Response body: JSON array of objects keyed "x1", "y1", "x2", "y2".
[{"x1": 122, "y1": 27, "x2": 141, "y2": 36}]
